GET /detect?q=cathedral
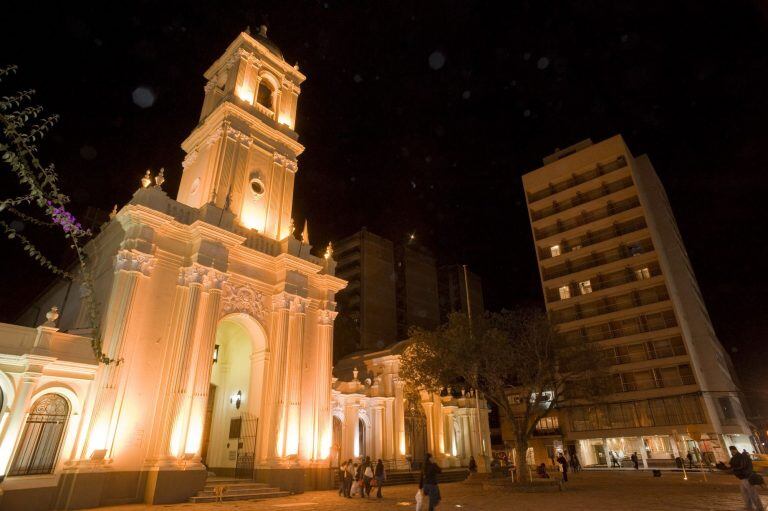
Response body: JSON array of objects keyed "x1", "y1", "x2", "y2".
[{"x1": 0, "y1": 28, "x2": 491, "y2": 510}]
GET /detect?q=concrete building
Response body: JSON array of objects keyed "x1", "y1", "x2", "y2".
[
  {"x1": 437, "y1": 265, "x2": 484, "y2": 322},
  {"x1": 0, "y1": 28, "x2": 491, "y2": 511},
  {"x1": 395, "y1": 244, "x2": 440, "y2": 339},
  {"x1": 522, "y1": 135, "x2": 752, "y2": 468},
  {"x1": 334, "y1": 229, "x2": 397, "y2": 352}
]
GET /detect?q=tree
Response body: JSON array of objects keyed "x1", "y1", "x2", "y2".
[
  {"x1": 0, "y1": 66, "x2": 114, "y2": 363},
  {"x1": 399, "y1": 308, "x2": 607, "y2": 483}
]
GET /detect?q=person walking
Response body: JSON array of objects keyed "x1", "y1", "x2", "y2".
[
  {"x1": 468, "y1": 456, "x2": 477, "y2": 473},
  {"x1": 338, "y1": 460, "x2": 347, "y2": 496},
  {"x1": 631, "y1": 452, "x2": 639, "y2": 470},
  {"x1": 375, "y1": 458, "x2": 386, "y2": 499},
  {"x1": 610, "y1": 451, "x2": 619, "y2": 468},
  {"x1": 729, "y1": 445, "x2": 764, "y2": 511},
  {"x1": 344, "y1": 459, "x2": 354, "y2": 497},
  {"x1": 686, "y1": 452, "x2": 694, "y2": 469},
  {"x1": 557, "y1": 453, "x2": 568, "y2": 482},
  {"x1": 572, "y1": 453, "x2": 581, "y2": 472},
  {"x1": 419, "y1": 453, "x2": 442, "y2": 511},
  {"x1": 363, "y1": 456, "x2": 374, "y2": 497}
]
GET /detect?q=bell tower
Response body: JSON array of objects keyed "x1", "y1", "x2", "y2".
[{"x1": 177, "y1": 26, "x2": 306, "y2": 240}]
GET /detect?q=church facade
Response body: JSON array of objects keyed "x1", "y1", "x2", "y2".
[{"x1": 0, "y1": 29, "x2": 490, "y2": 511}]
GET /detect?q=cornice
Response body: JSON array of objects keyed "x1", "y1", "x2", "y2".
[
  {"x1": 203, "y1": 32, "x2": 306, "y2": 84},
  {"x1": 187, "y1": 220, "x2": 247, "y2": 249},
  {"x1": 181, "y1": 102, "x2": 304, "y2": 156}
]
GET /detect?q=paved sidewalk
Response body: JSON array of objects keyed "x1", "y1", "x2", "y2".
[{"x1": 83, "y1": 471, "x2": 763, "y2": 511}]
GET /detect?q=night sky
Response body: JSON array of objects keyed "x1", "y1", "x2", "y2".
[{"x1": 1, "y1": 2, "x2": 767, "y2": 410}]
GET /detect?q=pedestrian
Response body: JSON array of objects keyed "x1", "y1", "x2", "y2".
[
  {"x1": 468, "y1": 455, "x2": 477, "y2": 473},
  {"x1": 686, "y1": 452, "x2": 694, "y2": 469},
  {"x1": 609, "y1": 451, "x2": 617, "y2": 468},
  {"x1": 729, "y1": 445, "x2": 765, "y2": 511},
  {"x1": 338, "y1": 460, "x2": 347, "y2": 496},
  {"x1": 572, "y1": 453, "x2": 581, "y2": 472},
  {"x1": 363, "y1": 456, "x2": 374, "y2": 497},
  {"x1": 557, "y1": 452, "x2": 568, "y2": 482},
  {"x1": 351, "y1": 462, "x2": 361, "y2": 497},
  {"x1": 631, "y1": 452, "x2": 639, "y2": 470},
  {"x1": 375, "y1": 458, "x2": 386, "y2": 498},
  {"x1": 344, "y1": 458, "x2": 354, "y2": 497},
  {"x1": 419, "y1": 453, "x2": 442, "y2": 511}
]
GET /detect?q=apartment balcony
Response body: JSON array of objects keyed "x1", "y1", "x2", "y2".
[
  {"x1": 545, "y1": 263, "x2": 663, "y2": 304},
  {"x1": 534, "y1": 194, "x2": 641, "y2": 241},
  {"x1": 526, "y1": 155, "x2": 628, "y2": 204},
  {"x1": 617, "y1": 374, "x2": 696, "y2": 393},
  {"x1": 549, "y1": 285, "x2": 670, "y2": 325},
  {"x1": 538, "y1": 216, "x2": 648, "y2": 262},
  {"x1": 542, "y1": 237, "x2": 654, "y2": 282},
  {"x1": 559, "y1": 309, "x2": 678, "y2": 344},
  {"x1": 530, "y1": 174, "x2": 634, "y2": 222}
]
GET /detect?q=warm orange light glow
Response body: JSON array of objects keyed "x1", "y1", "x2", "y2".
[
  {"x1": 169, "y1": 417, "x2": 185, "y2": 458},
  {"x1": 185, "y1": 417, "x2": 203, "y2": 455},
  {"x1": 88, "y1": 420, "x2": 109, "y2": 457},
  {"x1": 319, "y1": 428, "x2": 332, "y2": 460},
  {"x1": 399, "y1": 432, "x2": 406, "y2": 456},
  {"x1": 278, "y1": 113, "x2": 292, "y2": 126},
  {"x1": 285, "y1": 412, "x2": 300, "y2": 456},
  {"x1": 236, "y1": 85, "x2": 254, "y2": 104}
]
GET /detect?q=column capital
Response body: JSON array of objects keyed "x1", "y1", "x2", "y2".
[{"x1": 115, "y1": 249, "x2": 155, "y2": 276}]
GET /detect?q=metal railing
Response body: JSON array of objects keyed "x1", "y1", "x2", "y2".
[
  {"x1": 530, "y1": 175, "x2": 634, "y2": 221},
  {"x1": 534, "y1": 196, "x2": 641, "y2": 240},
  {"x1": 527, "y1": 156, "x2": 628, "y2": 203}
]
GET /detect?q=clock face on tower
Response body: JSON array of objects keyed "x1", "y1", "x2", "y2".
[{"x1": 176, "y1": 29, "x2": 305, "y2": 241}]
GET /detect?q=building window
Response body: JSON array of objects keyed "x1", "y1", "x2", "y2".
[
  {"x1": 8, "y1": 394, "x2": 70, "y2": 476},
  {"x1": 256, "y1": 82, "x2": 274, "y2": 109},
  {"x1": 571, "y1": 244, "x2": 582, "y2": 251},
  {"x1": 535, "y1": 416, "x2": 560, "y2": 434},
  {"x1": 550, "y1": 244, "x2": 561, "y2": 257},
  {"x1": 558, "y1": 285, "x2": 571, "y2": 300},
  {"x1": 635, "y1": 267, "x2": 651, "y2": 280},
  {"x1": 578, "y1": 280, "x2": 593, "y2": 295}
]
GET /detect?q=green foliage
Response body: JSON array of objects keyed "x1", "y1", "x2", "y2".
[
  {"x1": 0, "y1": 65, "x2": 115, "y2": 365},
  {"x1": 400, "y1": 308, "x2": 607, "y2": 478}
]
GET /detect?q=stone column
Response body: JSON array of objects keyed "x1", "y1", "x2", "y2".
[
  {"x1": 637, "y1": 436, "x2": 648, "y2": 468},
  {"x1": 181, "y1": 270, "x2": 227, "y2": 461},
  {"x1": 85, "y1": 250, "x2": 154, "y2": 458},
  {"x1": 344, "y1": 402, "x2": 359, "y2": 459},
  {"x1": 460, "y1": 411, "x2": 473, "y2": 462},
  {"x1": 159, "y1": 265, "x2": 206, "y2": 460},
  {"x1": 279, "y1": 297, "x2": 306, "y2": 458},
  {"x1": 312, "y1": 309, "x2": 335, "y2": 462},
  {"x1": 383, "y1": 398, "x2": 395, "y2": 461},
  {"x1": 373, "y1": 404, "x2": 384, "y2": 461},
  {"x1": 444, "y1": 407, "x2": 457, "y2": 461},
  {"x1": 0, "y1": 371, "x2": 41, "y2": 476},
  {"x1": 260, "y1": 293, "x2": 291, "y2": 462},
  {"x1": 393, "y1": 378, "x2": 406, "y2": 465},
  {"x1": 422, "y1": 401, "x2": 435, "y2": 455}
]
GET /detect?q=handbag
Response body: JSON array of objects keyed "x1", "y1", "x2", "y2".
[
  {"x1": 415, "y1": 489, "x2": 424, "y2": 511},
  {"x1": 748, "y1": 472, "x2": 765, "y2": 486}
]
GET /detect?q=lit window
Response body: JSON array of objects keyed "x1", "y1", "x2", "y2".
[
  {"x1": 558, "y1": 285, "x2": 571, "y2": 300},
  {"x1": 635, "y1": 267, "x2": 651, "y2": 280},
  {"x1": 578, "y1": 280, "x2": 592, "y2": 295},
  {"x1": 550, "y1": 245, "x2": 561, "y2": 257}
]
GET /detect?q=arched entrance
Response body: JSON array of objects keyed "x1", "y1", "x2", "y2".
[
  {"x1": 405, "y1": 398, "x2": 427, "y2": 469},
  {"x1": 9, "y1": 393, "x2": 69, "y2": 476},
  {"x1": 203, "y1": 314, "x2": 267, "y2": 477}
]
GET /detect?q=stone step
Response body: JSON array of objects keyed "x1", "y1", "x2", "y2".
[
  {"x1": 202, "y1": 482, "x2": 269, "y2": 491},
  {"x1": 197, "y1": 487, "x2": 280, "y2": 497},
  {"x1": 189, "y1": 490, "x2": 290, "y2": 503}
]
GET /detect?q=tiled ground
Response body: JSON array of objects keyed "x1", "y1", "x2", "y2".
[{"x1": 85, "y1": 471, "x2": 762, "y2": 511}]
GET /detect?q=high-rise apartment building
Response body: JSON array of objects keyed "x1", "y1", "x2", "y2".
[
  {"x1": 522, "y1": 135, "x2": 752, "y2": 467},
  {"x1": 395, "y1": 243, "x2": 441, "y2": 339},
  {"x1": 438, "y1": 264, "x2": 485, "y2": 322},
  {"x1": 334, "y1": 229, "x2": 398, "y2": 352}
]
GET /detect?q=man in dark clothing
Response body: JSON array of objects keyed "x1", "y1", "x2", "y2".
[
  {"x1": 375, "y1": 458, "x2": 385, "y2": 498},
  {"x1": 686, "y1": 452, "x2": 694, "y2": 469},
  {"x1": 729, "y1": 445, "x2": 764, "y2": 511},
  {"x1": 557, "y1": 453, "x2": 568, "y2": 482},
  {"x1": 631, "y1": 452, "x2": 639, "y2": 470},
  {"x1": 419, "y1": 453, "x2": 442, "y2": 511}
]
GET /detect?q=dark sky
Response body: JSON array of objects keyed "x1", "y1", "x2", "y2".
[{"x1": 1, "y1": 2, "x2": 767, "y2": 409}]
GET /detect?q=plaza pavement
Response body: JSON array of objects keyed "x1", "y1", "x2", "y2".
[{"x1": 83, "y1": 471, "x2": 762, "y2": 511}]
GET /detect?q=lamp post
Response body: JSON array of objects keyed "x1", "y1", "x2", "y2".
[{"x1": 463, "y1": 264, "x2": 489, "y2": 472}]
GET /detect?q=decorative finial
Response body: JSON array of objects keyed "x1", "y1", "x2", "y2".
[
  {"x1": 288, "y1": 218, "x2": 295, "y2": 237},
  {"x1": 109, "y1": 204, "x2": 118, "y2": 220},
  {"x1": 301, "y1": 219, "x2": 309, "y2": 244},
  {"x1": 324, "y1": 241, "x2": 333, "y2": 260},
  {"x1": 352, "y1": 367, "x2": 359, "y2": 381},
  {"x1": 44, "y1": 306, "x2": 59, "y2": 327},
  {"x1": 154, "y1": 167, "x2": 165, "y2": 188},
  {"x1": 259, "y1": 25, "x2": 268, "y2": 37},
  {"x1": 294, "y1": 62, "x2": 300, "y2": 71},
  {"x1": 141, "y1": 170, "x2": 152, "y2": 188},
  {"x1": 245, "y1": 25, "x2": 251, "y2": 35}
]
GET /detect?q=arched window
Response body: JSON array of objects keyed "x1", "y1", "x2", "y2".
[
  {"x1": 9, "y1": 394, "x2": 69, "y2": 476},
  {"x1": 256, "y1": 82, "x2": 274, "y2": 110}
]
